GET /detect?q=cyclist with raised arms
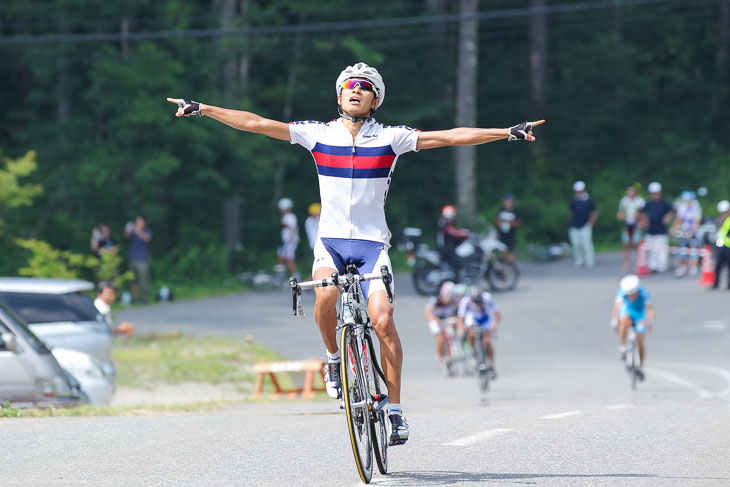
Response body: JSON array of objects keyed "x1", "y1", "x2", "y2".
[
  {"x1": 424, "y1": 281, "x2": 459, "y2": 374},
  {"x1": 457, "y1": 287, "x2": 502, "y2": 379},
  {"x1": 168, "y1": 62, "x2": 543, "y2": 446},
  {"x1": 611, "y1": 274, "x2": 654, "y2": 381}
]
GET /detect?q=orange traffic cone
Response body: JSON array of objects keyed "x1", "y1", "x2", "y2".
[
  {"x1": 699, "y1": 245, "x2": 715, "y2": 286},
  {"x1": 635, "y1": 240, "x2": 650, "y2": 276}
]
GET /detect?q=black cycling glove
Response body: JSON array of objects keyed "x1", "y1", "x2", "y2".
[
  {"x1": 508, "y1": 121, "x2": 533, "y2": 141},
  {"x1": 177, "y1": 99, "x2": 202, "y2": 116}
]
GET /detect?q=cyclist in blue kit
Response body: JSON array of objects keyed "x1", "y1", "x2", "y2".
[
  {"x1": 611, "y1": 274, "x2": 655, "y2": 380},
  {"x1": 168, "y1": 62, "x2": 544, "y2": 445}
]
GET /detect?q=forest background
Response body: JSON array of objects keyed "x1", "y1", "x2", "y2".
[{"x1": 0, "y1": 0, "x2": 728, "y2": 289}]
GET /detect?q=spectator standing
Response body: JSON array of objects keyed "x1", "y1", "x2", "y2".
[
  {"x1": 617, "y1": 185, "x2": 645, "y2": 270},
  {"x1": 124, "y1": 216, "x2": 153, "y2": 303},
  {"x1": 496, "y1": 194, "x2": 521, "y2": 262},
  {"x1": 569, "y1": 181, "x2": 598, "y2": 268},
  {"x1": 713, "y1": 200, "x2": 730, "y2": 290},
  {"x1": 640, "y1": 182, "x2": 675, "y2": 273},
  {"x1": 276, "y1": 197, "x2": 300, "y2": 279},
  {"x1": 94, "y1": 281, "x2": 135, "y2": 337},
  {"x1": 90, "y1": 222, "x2": 118, "y2": 257},
  {"x1": 305, "y1": 203, "x2": 321, "y2": 250}
]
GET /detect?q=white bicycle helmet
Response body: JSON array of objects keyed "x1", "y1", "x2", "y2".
[
  {"x1": 619, "y1": 274, "x2": 640, "y2": 295},
  {"x1": 278, "y1": 197, "x2": 293, "y2": 211},
  {"x1": 335, "y1": 62, "x2": 385, "y2": 108}
]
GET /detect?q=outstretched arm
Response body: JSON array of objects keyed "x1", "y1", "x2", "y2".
[
  {"x1": 417, "y1": 120, "x2": 545, "y2": 150},
  {"x1": 166, "y1": 98, "x2": 291, "y2": 141}
]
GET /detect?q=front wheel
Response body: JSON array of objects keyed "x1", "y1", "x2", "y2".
[
  {"x1": 365, "y1": 336, "x2": 388, "y2": 475},
  {"x1": 341, "y1": 327, "x2": 374, "y2": 483},
  {"x1": 486, "y1": 258, "x2": 519, "y2": 292}
]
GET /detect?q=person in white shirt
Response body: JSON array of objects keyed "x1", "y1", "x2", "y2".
[
  {"x1": 276, "y1": 197, "x2": 300, "y2": 279},
  {"x1": 94, "y1": 282, "x2": 134, "y2": 337},
  {"x1": 304, "y1": 203, "x2": 321, "y2": 250},
  {"x1": 617, "y1": 185, "x2": 646, "y2": 270},
  {"x1": 168, "y1": 61, "x2": 543, "y2": 446}
]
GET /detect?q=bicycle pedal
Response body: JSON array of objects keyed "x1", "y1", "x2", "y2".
[{"x1": 388, "y1": 437, "x2": 408, "y2": 446}]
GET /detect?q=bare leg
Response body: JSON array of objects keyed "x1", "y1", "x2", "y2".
[
  {"x1": 369, "y1": 290, "x2": 402, "y2": 405},
  {"x1": 313, "y1": 267, "x2": 340, "y2": 354},
  {"x1": 435, "y1": 332, "x2": 445, "y2": 359},
  {"x1": 484, "y1": 332, "x2": 494, "y2": 366},
  {"x1": 637, "y1": 333, "x2": 646, "y2": 367}
]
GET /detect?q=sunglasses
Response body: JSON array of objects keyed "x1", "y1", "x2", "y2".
[{"x1": 341, "y1": 79, "x2": 375, "y2": 93}]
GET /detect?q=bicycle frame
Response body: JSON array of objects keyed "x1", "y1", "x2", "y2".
[{"x1": 289, "y1": 264, "x2": 393, "y2": 482}]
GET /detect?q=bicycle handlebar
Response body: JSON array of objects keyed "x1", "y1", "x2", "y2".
[{"x1": 289, "y1": 265, "x2": 394, "y2": 318}]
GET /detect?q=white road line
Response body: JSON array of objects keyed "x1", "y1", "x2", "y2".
[
  {"x1": 540, "y1": 410, "x2": 582, "y2": 420},
  {"x1": 647, "y1": 368, "x2": 713, "y2": 399},
  {"x1": 445, "y1": 428, "x2": 513, "y2": 447},
  {"x1": 605, "y1": 403, "x2": 632, "y2": 410},
  {"x1": 650, "y1": 363, "x2": 730, "y2": 399}
]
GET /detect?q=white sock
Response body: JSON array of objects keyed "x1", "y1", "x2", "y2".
[
  {"x1": 327, "y1": 350, "x2": 341, "y2": 363},
  {"x1": 387, "y1": 403, "x2": 402, "y2": 416}
]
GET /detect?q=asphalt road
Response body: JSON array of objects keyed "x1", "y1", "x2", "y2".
[{"x1": 2, "y1": 252, "x2": 729, "y2": 486}]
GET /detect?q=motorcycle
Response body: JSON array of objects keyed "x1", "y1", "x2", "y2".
[{"x1": 404, "y1": 226, "x2": 519, "y2": 296}]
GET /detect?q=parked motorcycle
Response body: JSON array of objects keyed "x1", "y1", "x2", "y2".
[{"x1": 404, "y1": 226, "x2": 519, "y2": 296}]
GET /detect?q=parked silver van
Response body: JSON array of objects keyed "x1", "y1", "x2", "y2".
[{"x1": 0, "y1": 303, "x2": 80, "y2": 407}]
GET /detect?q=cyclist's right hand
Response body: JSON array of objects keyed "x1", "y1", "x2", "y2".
[{"x1": 166, "y1": 98, "x2": 202, "y2": 117}]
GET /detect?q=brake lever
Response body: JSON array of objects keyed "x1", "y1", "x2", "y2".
[
  {"x1": 289, "y1": 277, "x2": 304, "y2": 318},
  {"x1": 380, "y1": 265, "x2": 394, "y2": 304}
]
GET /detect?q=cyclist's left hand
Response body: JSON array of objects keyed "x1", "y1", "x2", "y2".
[{"x1": 508, "y1": 120, "x2": 545, "y2": 142}]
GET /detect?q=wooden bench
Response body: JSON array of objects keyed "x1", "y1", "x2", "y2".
[{"x1": 252, "y1": 359, "x2": 326, "y2": 399}]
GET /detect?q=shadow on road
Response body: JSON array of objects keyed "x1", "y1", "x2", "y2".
[{"x1": 379, "y1": 470, "x2": 728, "y2": 485}]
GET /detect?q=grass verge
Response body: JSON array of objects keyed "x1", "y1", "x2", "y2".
[{"x1": 0, "y1": 332, "x2": 318, "y2": 418}]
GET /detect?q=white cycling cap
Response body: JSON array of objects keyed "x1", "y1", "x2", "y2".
[
  {"x1": 573, "y1": 180, "x2": 586, "y2": 192},
  {"x1": 718, "y1": 200, "x2": 730, "y2": 213},
  {"x1": 648, "y1": 181, "x2": 662, "y2": 193}
]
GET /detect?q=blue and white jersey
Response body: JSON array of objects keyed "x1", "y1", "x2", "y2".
[
  {"x1": 457, "y1": 292, "x2": 498, "y2": 327},
  {"x1": 289, "y1": 118, "x2": 420, "y2": 245},
  {"x1": 615, "y1": 285, "x2": 651, "y2": 317}
]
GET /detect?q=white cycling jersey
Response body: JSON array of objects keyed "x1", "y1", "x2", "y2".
[{"x1": 289, "y1": 118, "x2": 420, "y2": 245}]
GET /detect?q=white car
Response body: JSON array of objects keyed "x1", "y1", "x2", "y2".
[{"x1": 0, "y1": 278, "x2": 116, "y2": 404}]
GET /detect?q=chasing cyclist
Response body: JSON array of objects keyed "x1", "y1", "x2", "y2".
[
  {"x1": 168, "y1": 62, "x2": 543, "y2": 446},
  {"x1": 611, "y1": 274, "x2": 654, "y2": 381},
  {"x1": 457, "y1": 287, "x2": 502, "y2": 380},
  {"x1": 424, "y1": 281, "x2": 459, "y2": 375}
]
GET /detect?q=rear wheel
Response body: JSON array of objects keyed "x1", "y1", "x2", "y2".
[
  {"x1": 412, "y1": 262, "x2": 442, "y2": 296},
  {"x1": 486, "y1": 258, "x2": 519, "y2": 291},
  {"x1": 341, "y1": 327, "x2": 373, "y2": 483},
  {"x1": 473, "y1": 333, "x2": 490, "y2": 393},
  {"x1": 628, "y1": 337, "x2": 637, "y2": 390}
]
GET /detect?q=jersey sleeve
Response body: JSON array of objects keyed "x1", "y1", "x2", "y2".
[
  {"x1": 288, "y1": 121, "x2": 327, "y2": 151},
  {"x1": 387, "y1": 125, "x2": 421, "y2": 155},
  {"x1": 640, "y1": 287, "x2": 651, "y2": 303},
  {"x1": 484, "y1": 292, "x2": 498, "y2": 312}
]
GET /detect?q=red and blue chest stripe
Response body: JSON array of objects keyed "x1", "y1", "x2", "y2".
[{"x1": 311, "y1": 143, "x2": 396, "y2": 179}]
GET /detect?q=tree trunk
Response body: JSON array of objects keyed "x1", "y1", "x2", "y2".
[
  {"x1": 611, "y1": 0, "x2": 623, "y2": 120},
  {"x1": 454, "y1": 0, "x2": 478, "y2": 226},
  {"x1": 220, "y1": 0, "x2": 238, "y2": 107},
  {"x1": 717, "y1": 0, "x2": 730, "y2": 84},
  {"x1": 120, "y1": 17, "x2": 131, "y2": 60},
  {"x1": 272, "y1": 13, "x2": 307, "y2": 208},
  {"x1": 529, "y1": 0, "x2": 547, "y2": 119},
  {"x1": 239, "y1": 0, "x2": 250, "y2": 97}
]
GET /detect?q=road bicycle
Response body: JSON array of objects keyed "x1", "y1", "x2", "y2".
[
  {"x1": 289, "y1": 265, "x2": 392, "y2": 484},
  {"x1": 624, "y1": 325, "x2": 641, "y2": 390},
  {"x1": 470, "y1": 327, "x2": 494, "y2": 393},
  {"x1": 441, "y1": 317, "x2": 474, "y2": 377}
]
